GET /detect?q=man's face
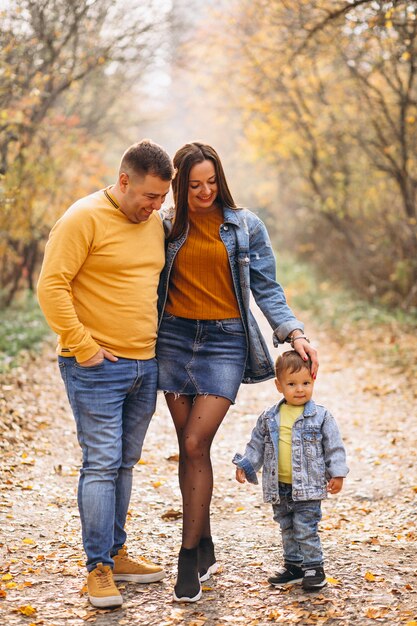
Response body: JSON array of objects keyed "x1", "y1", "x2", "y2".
[{"x1": 119, "y1": 172, "x2": 170, "y2": 223}]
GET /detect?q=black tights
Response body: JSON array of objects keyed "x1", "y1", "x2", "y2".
[{"x1": 166, "y1": 393, "x2": 231, "y2": 548}]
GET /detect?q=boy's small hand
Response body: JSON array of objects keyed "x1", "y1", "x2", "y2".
[
  {"x1": 236, "y1": 468, "x2": 246, "y2": 483},
  {"x1": 327, "y1": 477, "x2": 343, "y2": 494}
]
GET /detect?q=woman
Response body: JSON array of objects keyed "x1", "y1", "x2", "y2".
[{"x1": 156, "y1": 143, "x2": 318, "y2": 602}]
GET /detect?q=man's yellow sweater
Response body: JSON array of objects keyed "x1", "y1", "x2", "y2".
[{"x1": 37, "y1": 189, "x2": 165, "y2": 362}]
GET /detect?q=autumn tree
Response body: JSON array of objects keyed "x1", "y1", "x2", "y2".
[
  {"x1": 0, "y1": 0, "x2": 173, "y2": 306},
  {"x1": 189, "y1": 0, "x2": 417, "y2": 309}
]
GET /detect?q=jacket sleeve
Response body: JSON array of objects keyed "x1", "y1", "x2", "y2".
[
  {"x1": 321, "y1": 410, "x2": 349, "y2": 479},
  {"x1": 248, "y1": 218, "x2": 304, "y2": 343},
  {"x1": 37, "y1": 208, "x2": 101, "y2": 362},
  {"x1": 232, "y1": 411, "x2": 268, "y2": 484}
]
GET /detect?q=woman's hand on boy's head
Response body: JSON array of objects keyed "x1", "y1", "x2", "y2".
[
  {"x1": 327, "y1": 477, "x2": 343, "y2": 494},
  {"x1": 235, "y1": 468, "x2": 246, "y2": 483},
  {"x1": 294, "y1": 339, "x2": 319, "y2": 379}
]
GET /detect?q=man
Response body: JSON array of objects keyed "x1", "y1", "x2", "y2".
[{"x1": 37, "y1": 139, "x2": 174, "y2": 609}]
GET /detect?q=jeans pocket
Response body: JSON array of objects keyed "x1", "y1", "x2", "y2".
[
  {"x1": 58, "y1": 358, "x2": 68, "y2": 386},
  {"x1": 162, "y1": 312, "x2": 177, "y2": 321},
  {"x1": 217, "y1": 319, "x2": 245, "y2": 336},
  {"x1": 73, "y1": 359, "x2": 107, "y2": 388},
  {"x1": 75, "y1": 360, "x2": 105, "y2": 371}
]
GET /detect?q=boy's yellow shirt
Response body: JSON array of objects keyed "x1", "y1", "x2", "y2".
[
  {"x1": 278, "y1": 403, "x2": 304, "y2": 484},
  {"x1": 37, "y1": 189, "x2": 165, "y2": 362}
]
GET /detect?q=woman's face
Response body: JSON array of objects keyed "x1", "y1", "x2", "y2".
[{"x1": 187, "y1": 159, "x2": 218, "y2": 213}]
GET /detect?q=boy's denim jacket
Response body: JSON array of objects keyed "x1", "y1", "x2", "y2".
[
  {"x1": 158, "y1": 206, "x2": 303, "y2": 384},
  {"x1": 233, "y1": 399, "x2": 349, "y2": 503}
]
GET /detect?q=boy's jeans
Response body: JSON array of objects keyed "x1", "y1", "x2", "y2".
[
  {"x1": 58, "y1": 356, "x2": 158, "y2": 571},
  {"x1": 272, "y1": 482, "x2": 323, "y2": 569}
]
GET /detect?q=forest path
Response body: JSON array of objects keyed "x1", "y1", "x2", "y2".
[{"x1": 1, "y1": 310, "x2": 416, "y2": 626}]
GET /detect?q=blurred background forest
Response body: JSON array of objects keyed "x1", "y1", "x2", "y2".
[{"x1": 0, "y1": 0, "x2": 416, "y2": 316}]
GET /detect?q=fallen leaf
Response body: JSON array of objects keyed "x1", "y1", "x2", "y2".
[
  {"x1": 365, "y1": 607, "x2": 389, "y2": 618},
  {"x1": 161, "y1": 508, "x2": 182, "y2": 521},
  {"x1": 16, "y1": 605, "x2": 37, "y2": 616}
]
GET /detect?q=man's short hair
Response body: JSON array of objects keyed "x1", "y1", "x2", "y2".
[
  {"x1": 120, "y1": 139, "x2": 173, "y2": 181},
  {"x1": 275, "y1": 350, "x2": 312, "y2": 380}
]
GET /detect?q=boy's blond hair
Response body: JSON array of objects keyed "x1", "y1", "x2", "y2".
[{"x1": 275, "y1": 350, "x2": 312, "y2": 380}]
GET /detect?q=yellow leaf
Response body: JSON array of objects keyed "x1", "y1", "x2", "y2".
[
  {"x1": 152, "y1": 481, "x2": 163, "y2": 488},
  {"x1": 402, "y1": 52, "x2": 411, "y2": 61},
  {"x1": 138, "y1": 459, "x2": 148, "y2": 465},
  {"x1": 235, "y1": 506, "x2": 245, "y2": 512},
  {"x1": 326, "y1": 576, "x2": 341, "y2": 585},
  {"x1": 365, "y1": 607, "x2": 389, "y2": 619},
  {"x1": 406, "y1": 622, "x2": 417, "y2": 625},
  {"x1": 2, "y1": 573, "x2": 12, "y2": 581},
  {"x1": 385, "y1": 20, "x2": 393, "y2": 28},
  {"x1": 23, "y1": 538, "x2": 35, "y2": 545},
  {"x1": 365, "y1": 571, "x2": 376, "y2": 582},
  {"x1": 6, "y1": 582, "x2": 17, "y2": 589},
  {"x1": 201, "y1": 585, "x2": 213, "y2": 591},
  {"x1": 17, "y1": 605, "x2": 36, "y2": 616}
]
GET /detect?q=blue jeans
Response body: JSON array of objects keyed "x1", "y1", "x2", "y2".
[
  {"x1": 58, "y1": 356, "x2": 158, "y2": 571},
  {"x1": 272, "y1": 482, "x2": 323, "y2": 569}
]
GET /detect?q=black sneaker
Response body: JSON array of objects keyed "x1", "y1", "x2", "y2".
[
  {"x1": 302, "y1": 566, "x2": 327, "y2": 591},
  {"x1": 268, "y1": 563, "x2": 304, "y2": 586}
]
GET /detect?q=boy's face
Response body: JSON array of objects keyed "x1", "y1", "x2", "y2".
[{"x1": 275, "y1": 367, "x2": 314, "y2": 406}]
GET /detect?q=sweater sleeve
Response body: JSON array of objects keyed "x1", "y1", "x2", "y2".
[{"x1": 37, "y1": 206, "x2": 101, "y2": 362}]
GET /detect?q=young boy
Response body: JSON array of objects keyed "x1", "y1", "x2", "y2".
[{"x1": 233, "y1": 350, "x2": 348, "y2": 591}]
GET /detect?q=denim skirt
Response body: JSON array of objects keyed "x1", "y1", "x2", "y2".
[{"x1": 156, "y1": 313, "x2": 248, "y2": 403}]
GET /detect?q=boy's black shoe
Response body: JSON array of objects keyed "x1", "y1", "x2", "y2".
[
  {"x1": 267, "y1": 563, "x2": 304, "y2": 586},
  {"x1": 302, "y1": 566, "x2": 327, "y2": 591}
]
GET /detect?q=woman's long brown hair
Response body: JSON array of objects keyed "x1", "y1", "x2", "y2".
[{"x1": 169, "y1": 143, "x2": 237, "y2": 241}]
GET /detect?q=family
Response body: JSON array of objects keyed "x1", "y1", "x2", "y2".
[{"x1": 37, "y1": 139, "x2": 348, "y2": 608}]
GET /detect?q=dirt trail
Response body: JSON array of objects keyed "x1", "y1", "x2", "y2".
[{"x1": 1, "y1": 312, "x2": 417, "y2": 626}]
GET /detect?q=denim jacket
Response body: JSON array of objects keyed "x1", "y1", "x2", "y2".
[
  {"x1": 158, "y1": 206, "x2": 304, "y2": 384},
  {"x1": 233, "y1": 399, "x2": 349, "y2": 503}
]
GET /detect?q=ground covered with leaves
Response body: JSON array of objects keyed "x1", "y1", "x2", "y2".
[{"x1": 1, "y1": 314, "x2": 417, "y2": 626}]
